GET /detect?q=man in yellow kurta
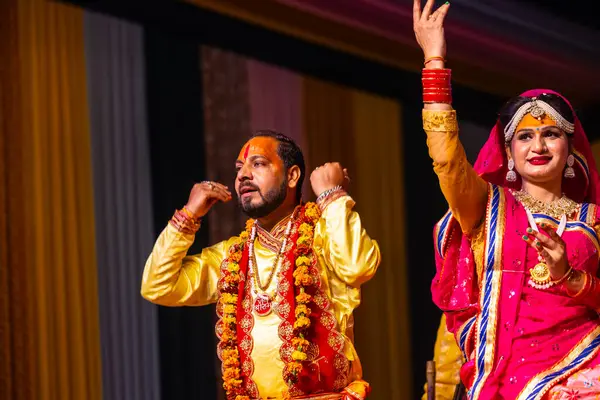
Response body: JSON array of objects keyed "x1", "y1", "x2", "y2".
[{"x1": 141, "y1": 130, "x2": 380, "y2": 400}]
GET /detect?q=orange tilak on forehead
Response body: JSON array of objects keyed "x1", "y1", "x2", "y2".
[
  {"x1": 237, "y1": 137, "x2": 284, "y2": 167},
  {"x1": 516, "y1": 113, "x2": 557, "y2": 132}
]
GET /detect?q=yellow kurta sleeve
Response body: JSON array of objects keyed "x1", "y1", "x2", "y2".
[
  {"x1": 423, "y1": 109, "x2": 488, "y2": 233},
  {"x1": 422, "y1": 314, "x2": 464, "y2": 400},
  {"x1": 313, "y1": 195, "x2": 381, "y2": 288},
  {"x1": 140, "y1": 223, "x2": 238, "y2": 306}
]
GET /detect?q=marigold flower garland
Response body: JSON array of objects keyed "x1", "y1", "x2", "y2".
[{"x1": 218, "y1": 203, "x2": 320, "y2": 400}]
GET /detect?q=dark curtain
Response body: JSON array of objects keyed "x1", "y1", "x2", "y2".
[{"x1": 144, "y1": 27, "x2": 218, "y2": 400}]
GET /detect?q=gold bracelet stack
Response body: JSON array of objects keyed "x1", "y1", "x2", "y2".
[{"x1": 169, "y1": 206, "x2": 201, "y2": 234}]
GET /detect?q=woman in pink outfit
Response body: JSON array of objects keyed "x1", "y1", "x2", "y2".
[{"x1": 414, "y1": 0, "x2": 600, "y2": 398}]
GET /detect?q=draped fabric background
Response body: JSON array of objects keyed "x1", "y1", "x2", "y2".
[
  {"x1": 200, "y1": 46, "x2": 412, "y2": 399},
  {"x1": 0, "y1": 0, "x2": 28, "y2": 397},
  {"x1": 201, "y1": 47, "x2": 251, "y2": 244},
  {"x1": 0, "y1": 0, "x2": 103, "y2": 398},
  {"x1": 247, "y1": 60, "x2": 310, "y2": 198},
  {"x1": 302, "y1": 77, "x2": 356, "y2": 201},
  {"x1": 350, "y1": 92, "x2": 410, "y2": 398},
  {"x1": 593, "y1": 142, "x2": 600, "y2": 169},
  {"x1": 84, "y1": 11, "x2": 160, "y2": 400}
]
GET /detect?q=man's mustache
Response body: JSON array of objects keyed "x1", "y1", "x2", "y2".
[{"x1": 238, "y1": 182, "x2": 260, "y2": 193}]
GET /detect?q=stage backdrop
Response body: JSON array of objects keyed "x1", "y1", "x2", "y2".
[{"x1": 7, "y1": 1, "x2": 600, "y2": 400}]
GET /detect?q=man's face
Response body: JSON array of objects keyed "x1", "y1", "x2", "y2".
[{"x1": 235, "y1": 137, "x2": 288, "y2": 219}]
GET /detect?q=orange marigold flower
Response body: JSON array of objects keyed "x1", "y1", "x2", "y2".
[
  {"x1": 224, "y1": 274, "x2": 240, "y2": 286},
  {"x1": 224, "y1": 304, "x2": 237, "y2": 314},
  {"x1": 235, "y1": 396, "x2": 250, "y2": 400},
  {"x1": 292, "y1": 350, "x2": 307, "y2": 361},
  {"x1": 294, "y1": 316, "x2": 311, "y2": 329},
  {"x1": 298, "y1": 223, "x2": 314, "y2": 237},
  {"x1": 296, "y1": 291, "x2": 311, "y2": 304},
  {"x1": 223, "y1": 378, "x2": 243, "y2": 392},
  {"x1": 222, "y1": 293, "x2": 238, "y2": 305},
  {"x1": 223, "y1": 315, "x2": 236, "y2": 326},
  {"x1": 293, "y1": 265, "x2": 309, "y2": 276},
  {"x1": 301, "y1": 274, "x2": 314, "y2": 286},
  {"x1": 229, "y1": 248, "x2": 242, "y2": 261},
  {"x1": 239, "y1": 231, "x2": 249, "y2": 242},
  {"x1": 295, "y1": 304, "x2": 311, "y2": 317},
  {"x1": 288, "y1": 361, "x2": 303, "y2": 375},
  {"x1": 222, "y1": 329, "x2": 237, "y2": 342},
  {"x1": 223, "y1": 367, "x2": 241, "y2": 381},
  {"x1": 245, "y1": 219, "x2": 255, "y2": 232},
  {"x1": 228, "y1": 261, "x2": 240, "y2": 273},
  {"x1": 297, "y1": 235, "x2": 311, "y2": 245},
  {"x1": 222, "y1": 348, "x2": 240, "y2": 362},
  {"x1": 295, "y1": 256, "x2": 311, "y2": 268},
  {"x1": 304, "y1": 204, "x2": 320, "y2": 221},
  {"x1": 292, "y1": 337, "x2": 310, "y2": 349},
  {"x1": 296, "y1": 240, "x2": 311, "y2": 254},
  {"x1": 223, "y1": 357, "x2": 240, "y2": 369},
  {"x1": 222, "y1": 346, "x2": 239, "y2": 356},
  {"x1": 294, "y1": 269, "x2": 313, "y2": 287}
]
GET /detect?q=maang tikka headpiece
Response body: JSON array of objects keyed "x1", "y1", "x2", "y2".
[{"x1": 503, "y1": 97, "x2": 575, "y2": 143}]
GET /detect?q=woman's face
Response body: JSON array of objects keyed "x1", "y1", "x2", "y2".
[{"x1": 508, "y1": 113, "x2": 569, "y2": 185}]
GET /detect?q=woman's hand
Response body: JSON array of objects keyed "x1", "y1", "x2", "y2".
[
  {"x1": 413, "y1": 0, "x2": 450, "y2": 62},
  {"x1": 523, "y1": 223, "x2": 569, "y2": 280}
]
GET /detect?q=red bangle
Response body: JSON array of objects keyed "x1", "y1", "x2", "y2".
[
  {"x1": 423, "y1": 95, "x2": 452, "y2": 104},
  {"x1": 422, "y1": 78, "x2": 451, "y2": 86},
  {"x1": 422, "y1": 68, "x2": 451, "y2": 75},
  {"x1": 422, "y1": 68, "x2": 452, "y2": 104}
]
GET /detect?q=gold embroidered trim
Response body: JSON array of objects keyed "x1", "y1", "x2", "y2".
[
  {"x1": 256, "y1": 218, "x2": 295, "y2": 253},
  {"x1": 422, "y1": 110, "x2": 458, "y2": 132}
]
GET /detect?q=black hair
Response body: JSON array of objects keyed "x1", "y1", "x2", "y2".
[{"x1": 251, "y1": 129, "x2": 305, "y2": 203}]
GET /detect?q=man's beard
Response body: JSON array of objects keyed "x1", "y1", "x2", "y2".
[{"x1": 238, "y1": 179, "x2": 288, "y2": 219}]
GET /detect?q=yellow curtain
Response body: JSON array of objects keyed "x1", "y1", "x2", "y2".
[
  {"x1": 303, "y1": 78, "x2": 411, "y2": 399},
  {"x1": 351, "y1": 90, "x2": 411, "y2": 399},
  {"x1": 302, "y1": 77, "x2": 357, "y2": 201},
  {"x1": 0, "y1": 0, "x2": 102, "y2": 398},
  {"x1": 591, "y1": 141, "x2": 600, "y2": 169},
  {"x1": 0, "y1": 0, "x2": 28, "y2": 398}
]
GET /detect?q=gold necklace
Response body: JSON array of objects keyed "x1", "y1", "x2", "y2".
[
  {"x1": 511, "y1": 190, "x2": 579, "y2": 219},
  {"x1": 247, "y1": 216, "x2": 295, "y2": 317},
  {"x1": 248, "y1": 216, "x2": 294, "y2": 292}
]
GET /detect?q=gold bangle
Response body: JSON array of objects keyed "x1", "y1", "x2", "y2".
[
  {"x1": 551, "y1": 266, "x2": 573, "y2": 286},
  {"x1": 568, "y1": 271, "x2": 590, "y2": 297},
  {"x1": 424, "y1": 56, "x2": 446, "y2": 66},
  {"x1": 182, "y1": 206, "x2": 199, "y2": 220}
]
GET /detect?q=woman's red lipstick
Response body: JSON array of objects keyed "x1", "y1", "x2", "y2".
[{"x1": 528, "y1": 156, "x2": 551, "y2": 165}]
